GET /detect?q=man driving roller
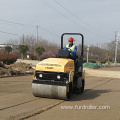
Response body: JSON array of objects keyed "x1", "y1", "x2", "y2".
[{"x1": 65, "y1": 37, "x2": 77, "y2": 60}]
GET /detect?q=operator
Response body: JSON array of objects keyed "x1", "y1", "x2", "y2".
[{"x1": 65, "y1": 37, "x2": 77, "y2": 60}]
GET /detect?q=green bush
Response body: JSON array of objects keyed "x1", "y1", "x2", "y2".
[
  {"x1": 89, "y1": 59, "x2": 96, "y2": 63},
  {"x1": 99, "y1": 60, "x2": 106, "y2": 64},
  {"x1": 34, "y1": 46, "x2": 45, "y2": 56},
  {"x1": 83, "y1": 58, "x2": 96, "y2": 63},
  {"x1": 4, "y1": 46, "x2": 12, "y2": 53},
  {"x1": 37, "y1": 57, "x2": 44, "y2": 61},
  {"x1": 31, "y1": 55, "x2": 37, "y2": 60},
  {"x1": 83, "y1": 58, "x2": 87, "y2": 63}
]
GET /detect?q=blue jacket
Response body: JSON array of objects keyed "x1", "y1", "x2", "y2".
[{"x1": 64, "y1": 44, "x2": 77, "y2": 60}]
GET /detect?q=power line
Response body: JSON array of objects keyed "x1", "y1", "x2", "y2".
[
  {"x1": 0, "y1": 19, "x2": 36, "y2": 27},
  {"x1": 53, "y1": 0, "x2": 111, "y2": 40},
  {"x1": 39, "y1": 26, "x2": 59, "y2": 37},
  {"x1": 41, "y1": 0, "x2": 106, "y2": 39},
  {"x1": 40, "y1": 0, "x2": 84, "y2": 28},
  {"x1": 0, "y1": 19, "x2": 60, "y2": 38},
  {"x1": 0, "y1": 1, "x2": 110, "y2": 41},
  {"x1": 54, "y1": 0, "x2": 95, "y2": 28},
  {"x1": 0, "y1": 30, "x2": 20, "y2": 36},
  {"x1": 54, "y1": 0, "x2": 94, "y2": 28},
  {"x1": 0, "y1": 1, "x2": 107, "y2": 40}
]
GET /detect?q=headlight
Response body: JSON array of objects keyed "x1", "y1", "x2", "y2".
[
  {"x1": 66, "y1": 81, "x2": 68, "y2": 84},
  {"x1": 57, "y1": 75, "x2": 60, "y2": 79},
  {"x1": 39, "y1": 74, "x2": 43, "y2": 78}
]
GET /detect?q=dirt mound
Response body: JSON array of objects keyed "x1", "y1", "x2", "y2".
[{"x1": 0, "y1": 62, "x2": 34, "y2": 77}]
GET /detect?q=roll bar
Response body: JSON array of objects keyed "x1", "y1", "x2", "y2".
[{"x1": 61, "y1": 33, "x2": 84, "y2": 57}]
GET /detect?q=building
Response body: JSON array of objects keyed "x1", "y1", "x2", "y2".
[{"x1": 0, "y1": 44, "x2": 19, "y2": 53}]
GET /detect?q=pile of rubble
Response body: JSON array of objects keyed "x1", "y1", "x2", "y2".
[{"x1": 0, "y1": 62, "x2": 34, "y2": 77}]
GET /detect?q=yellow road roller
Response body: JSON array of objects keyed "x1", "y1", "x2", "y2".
[{"x1": 32, "y1": 33, "x2": 85, "y2": 100}]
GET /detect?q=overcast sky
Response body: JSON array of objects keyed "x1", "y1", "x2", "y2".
[{"x1": 0, "y1": 0, "x2": 120, "y2": 46}]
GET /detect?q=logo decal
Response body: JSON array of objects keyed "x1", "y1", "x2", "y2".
[
  {"x1": 66, "y1": 63, "x2": 69, "y2": 67},
  {"x1": 45, "y1": 67, "x2": 53, "y2": 69}
]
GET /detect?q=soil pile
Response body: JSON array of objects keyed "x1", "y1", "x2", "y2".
[{"x1": 0, "y1": 62, "x2": 34, "y2": 77}]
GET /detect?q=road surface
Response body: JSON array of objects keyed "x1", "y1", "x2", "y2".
[{"x1": 0, "y1": 71, "x2": 120, "y2": 120}]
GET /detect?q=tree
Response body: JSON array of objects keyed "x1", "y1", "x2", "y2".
[
  {"x1": 19, "y1": 45, "x2": 29, "y2": 59},
  {"x1": 89, "y1": 45, "x2": 105, "y2": 59},
  {"x1": 101, "y1": 41, "x2": 115, "y2": 62},
  {"x1": 4, "y1": 46, "x2": 12, "y2": 53},
  {"x1": 35, "y1": 46, "x2": 45, "y2": 57}
]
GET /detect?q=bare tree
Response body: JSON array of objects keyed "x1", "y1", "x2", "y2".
[
  {"x1": 18, "y1": 35, "x2": 59, "y2": 58},
  {"x1": 6, "y1": 39, "x2": 19, "y2": 45},
  {"x1": 101, "y1": 41, "x2": 115, "y2": 62}
]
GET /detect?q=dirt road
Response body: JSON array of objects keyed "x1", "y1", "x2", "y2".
[{"x1": 0, "y1": 69, "x2": 120, "y2": 120}]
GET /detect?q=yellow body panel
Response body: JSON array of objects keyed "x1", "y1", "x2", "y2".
[
  {"x1": 35, "y1": 58, "x2": 74, "y2": 73},
  {"x1": 82, "y1": 70, "x2": 85, "y2": 80},
  {"x1": 69, "y1": 72, "x2": 74, "y2": 83}
]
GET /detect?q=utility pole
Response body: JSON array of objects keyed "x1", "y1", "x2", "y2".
[
  {"x1": 114, "y1": 31, "x2": 119, "y2": 66},
  {"x1": 87, "y1": 46, "x2": 89, "y2": 63},
  {"x1": 36, "y1": 25, "x2": 39, "y2": 45},
  {"x1": 23, "y1": 34, "x2": 25, "y2": 45}
]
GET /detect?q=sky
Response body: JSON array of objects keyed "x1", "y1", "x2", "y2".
[{"x1": 0, "y1": 0, "x2": 120, "y2": 46}]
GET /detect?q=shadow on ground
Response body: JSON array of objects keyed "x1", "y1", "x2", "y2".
[{"x1": 71, "y1": 89, "x2": 111, "y2": 101}]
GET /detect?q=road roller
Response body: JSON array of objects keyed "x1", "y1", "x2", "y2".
[{"x1": 32, "y1": 33, "x2": 85, "y2": 100}]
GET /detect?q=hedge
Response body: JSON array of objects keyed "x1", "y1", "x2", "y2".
[
  {"x1": 0, "y1": 54, "x2": 18, "y2": 65},
  {"x1": 83, "y1": 58, "x2": 106, "y2": 63}
]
